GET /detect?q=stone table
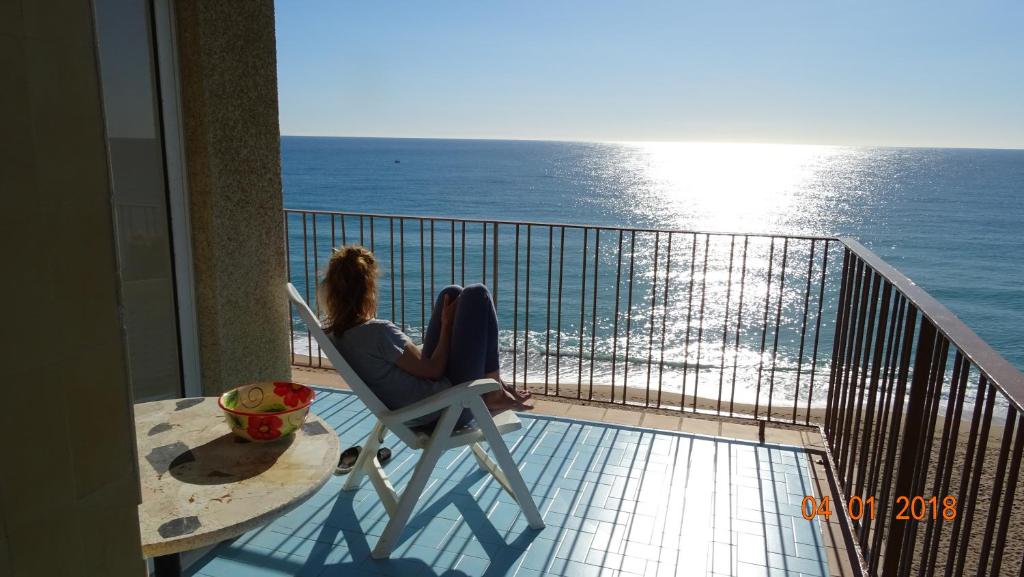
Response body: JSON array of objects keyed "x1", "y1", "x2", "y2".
[{"x1": 135, "y1": 397, "x2": 340, "y2": 577}]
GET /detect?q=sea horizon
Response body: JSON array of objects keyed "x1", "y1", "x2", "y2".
[{"x1": 280, "y1": 133, "x2": 1024, "y2": 153}]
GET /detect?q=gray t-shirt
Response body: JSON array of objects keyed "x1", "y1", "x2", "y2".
[{"x1": 330, "y1": 319, "x2": 452, "y2": 425}]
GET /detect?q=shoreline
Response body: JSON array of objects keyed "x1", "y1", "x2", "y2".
[
  {"x1": 512, "y1": 379, "x2": 828, "y2": 422},
  {"x1": 289, "y1": 353, "x2": 829, "y2": 421}
]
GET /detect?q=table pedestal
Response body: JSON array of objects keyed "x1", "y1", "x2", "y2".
[{"x1": 153, "y1": 553, "x2": 181, "y2": 577}]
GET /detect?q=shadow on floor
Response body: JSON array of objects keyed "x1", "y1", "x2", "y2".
[{"x1": 298, "y1": 470, "x2": 541, "y2": 576}]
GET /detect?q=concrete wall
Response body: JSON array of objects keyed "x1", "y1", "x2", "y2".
[
  {"x1": 0, "y1": 0, "x2": 145, "y2": 575},
  {"x1": 174, "y1": 0, "x2": 292, "y2": 396}
]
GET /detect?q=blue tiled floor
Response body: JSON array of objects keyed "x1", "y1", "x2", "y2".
[{"x1": 188, "y1": 389, "x2": 829, "y2": 577}]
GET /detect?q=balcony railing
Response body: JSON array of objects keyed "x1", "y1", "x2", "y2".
[
  {"x1": 285, "y1": 208, "x2": 1024, "y2": 576},
  {"x1": 826, "y1": 239, "x2": 1024, "y2": 577},
  {"x1": 285, "y1": 209, "x2": 841, "y2": 425}
]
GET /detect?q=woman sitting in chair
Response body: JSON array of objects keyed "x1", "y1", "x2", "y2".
[{"x1": 320, "y1": 245, "x2": 532, "y2": 428}]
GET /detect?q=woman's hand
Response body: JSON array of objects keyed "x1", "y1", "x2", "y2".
[
  {"x1": 397, "y1": 294, "x2": 457, "y2": 380},
  {"x1": 397, "y1": 343, "x2": 445, "y2": 380},
  {"x1": 441, "y1": 294, "x2": 458, "y2": 328}
]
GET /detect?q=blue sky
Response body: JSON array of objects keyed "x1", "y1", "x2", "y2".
[{"x1": 275, "y1": 1, "x2": 1024, "y2": 148}]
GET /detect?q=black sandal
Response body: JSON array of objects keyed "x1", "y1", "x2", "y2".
[
  {"x1": 335, "y1": 446, "x2": 392, "y2": 475},
  {"x1": 335, "y1": 446, "x2": 361, "y2": 475}
]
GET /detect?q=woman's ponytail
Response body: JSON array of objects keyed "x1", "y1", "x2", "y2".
[{"x1": 319, "y1": 245, "x2": 379, "y2": 334}]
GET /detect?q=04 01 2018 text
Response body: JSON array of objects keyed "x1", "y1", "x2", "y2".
[{"x1": 800, "y1": 495, "x2": 957, "y2": 522}]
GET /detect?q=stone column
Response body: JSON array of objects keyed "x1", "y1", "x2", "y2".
[{"x1": 174, "y1": 0, "x2": 291, "y2": 395}]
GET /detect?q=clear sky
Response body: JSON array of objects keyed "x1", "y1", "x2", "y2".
[{"x1": 275, "y1": 0, "x2": 1024, "y2": 148}]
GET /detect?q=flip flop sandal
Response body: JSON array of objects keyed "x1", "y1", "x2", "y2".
[
  {"x1": 335, "y1": 446, "x2": 360, "y2": 475},
  {"x1": 335, "y1": 446, "x2": 392, "y2": 475}
]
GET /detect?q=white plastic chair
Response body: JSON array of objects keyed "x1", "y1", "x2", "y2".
[{"x1": 286, "y1": 283, "x2": 544, "y2": 558}]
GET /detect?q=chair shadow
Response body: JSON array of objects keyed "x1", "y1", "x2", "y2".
[{"x1": 299, "y1": 470, "x2": 541, "y2": 577}]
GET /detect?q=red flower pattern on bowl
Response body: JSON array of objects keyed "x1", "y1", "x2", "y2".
[
  {"x1": 247, "y1": 414, "x2": 283, "y2": 441},
  {"x1": 274, "y1": 381, "x2": 314, "y2": 408}
]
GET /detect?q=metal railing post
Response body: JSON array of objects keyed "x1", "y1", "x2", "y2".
[
  {"x1": 881, "y1": 318, "x2": 936, "y2": 576},
  {"x1": 492, "y1": 221, "x2": 499, "y2": 304}
]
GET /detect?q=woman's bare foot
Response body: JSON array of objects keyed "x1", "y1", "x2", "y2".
[
  {"x1": 510, "y1": 386, "x2": 533, "y2": 401},
  {"x1": 512, "y1": 389, "x2": 534, "y2": 410},
  {"x1": 484, "y1": 387, "x2": 534, "y2": 412},
  {"x1": 483, "y1": 389, "x2": 515, "y2": 411},
  {"x1": 486, "y1": 371, "x2": 533, "y2": 402}
]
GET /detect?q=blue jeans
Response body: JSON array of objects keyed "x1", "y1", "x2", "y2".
[
  {"x1": 419, "y1": 284, "x2": 501, "y2": 429},
  {"x1": 422, "y1": 284, "x2": 501, "y2": 384}
]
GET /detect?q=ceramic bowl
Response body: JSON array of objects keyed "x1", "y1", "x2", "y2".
[{"x1": 218, "y1": 381, "x2": 316, "y2": 442}]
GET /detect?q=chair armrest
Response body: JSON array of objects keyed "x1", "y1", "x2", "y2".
[{"x1": 385, "y1": 378, "x2": 501, "y2": 423}]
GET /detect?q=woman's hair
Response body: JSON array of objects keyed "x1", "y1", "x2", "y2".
[{"x1": 319, "y1": 245, "x2": 379, "y2": 334}]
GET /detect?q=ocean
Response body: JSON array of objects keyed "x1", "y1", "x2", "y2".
[{"x1": 282, "y1": 136, "x2": 1024, "y2": 406}]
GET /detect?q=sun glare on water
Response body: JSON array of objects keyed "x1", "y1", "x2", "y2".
[{"x1": 621, "y1": 141, "x2": 857, "y2": 236}]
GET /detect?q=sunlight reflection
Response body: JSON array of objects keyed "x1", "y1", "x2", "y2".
[{"x1": 622, "y1": 142, "x2": 854, "y2": 235}]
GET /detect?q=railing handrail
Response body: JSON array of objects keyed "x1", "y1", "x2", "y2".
[
  {"x1": 840, "y1": 236, "x2": 1024, "y2": 410},
  {"x1": 284, "y1": 207, "x2": 839, "y2": 242}
]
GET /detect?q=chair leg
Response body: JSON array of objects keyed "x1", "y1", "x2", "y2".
[
  {"x1": 468, "y1": 398, "x2": 546, "y2": 530},
  {"x1": 470, "y1": 442, "x2": 491, "y2": 471},
  {"x1": 470, "y1": 443, "x2": 516, "y2": 498},
  {"x1": 343, "y1": 420, "x2": 385, "y2": 492},
  {"x1": 371, "y1": 406, "x2": 461, "y2": 559}
]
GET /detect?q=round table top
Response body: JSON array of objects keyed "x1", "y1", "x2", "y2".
[{"x1": 135, "y1": 396, "x2": 340, "y2": 557}]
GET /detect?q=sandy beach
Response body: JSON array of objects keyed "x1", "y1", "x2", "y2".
[{"x1": 290, "y1": 353, "x2": 829, "y2": 422}]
